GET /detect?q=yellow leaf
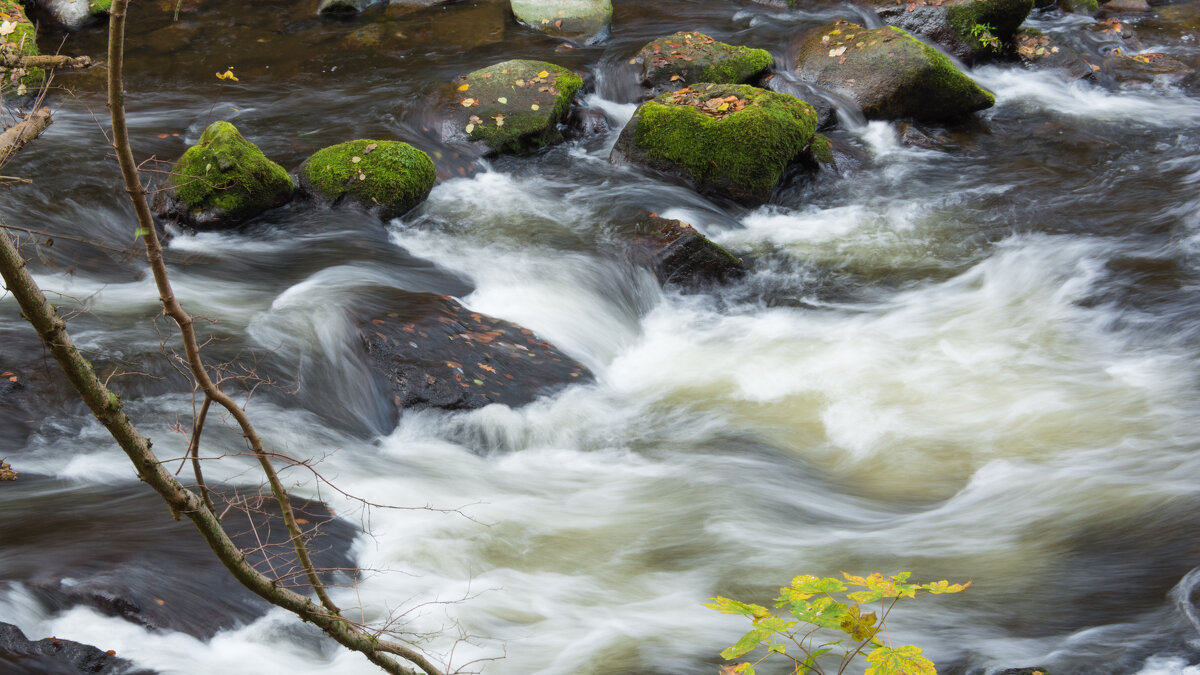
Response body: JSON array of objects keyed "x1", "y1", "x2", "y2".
[
  {"x1": 465, "y1": 123, "x2": 475, "y2": 133},
  {"x1": 537, "y1": 70, "x2": 550, "y2": 78},
  {"x1": 460, "y1": 98, "x2": 476, "y2": 107},
  {"x1": 497, "y1": 96, "x2": 507, "y2": 104},
  {"x1": 457, "y1": 83, "x2": 470, "y2": 91},
  {"x1": 717, "y1": 102, "x2": 729, "y2": 111},
  {"x1": 215, "y1": 68, "x2": 239, "y2": 82},
  {"x1": 530, "y1": 104, "x2": 539, "y2": 111},
  {"x1": 351, "y1": 156, "x2": 362, "y2": 163}
]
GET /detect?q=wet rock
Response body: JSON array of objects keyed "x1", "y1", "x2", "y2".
[
  {"x1": 448, "y1": 59, "x2": 583, "y2": 156},
  {"x1": 864, "y1": 0, "x2": 1034, "y2": 62},
  {"x1": 509, "y1": 0, "x2": 612, "y2": 43},
  {"x1": 1058, "y1": 0, "x2": 1099, "y2": 12},
  {"x1": 5, "y1": 478, "x2": 356, "y2": 639},
  {"x1": 1014, "y1": 29, "x2": 1096, "y2": 80},
  {"x1": 1141, "y1": 1, "x2": 1200, "y2": 42},
  {"x1": 297, "y1": 139, "x2": 436, "y2": 219},
  {"x1": 565, "y1": 105, "x2": 611, "y2": 137},
  {"x1": 634, "y1": 31, "x2": 772, "y2": 96},
  {"x1": 1100, "y1": 0, "x2": 1150, "y2": 11},
  {"x1": 624, "y1": 214, "x2": 746, "y2": 290},
  {"x1": 0, "y1": 458, "x2": 15, "y2": 481},
  {"x1": 761, "y1": 74, "x2": 841, "y2": 129},
  {"x1": 23, "y1": 0, "x2": 110, "y2": 31},
  {"x1": 317, "y1": 0, "x2": 381, "y2": 14},
  {"x1": 999, "y1": 669, "x2": 1053, "y2": 675},
  {"x1": 611, "y1": 83, "x2": 819, "y2": 206},
  {"x1": 0, "y1": 621, "x2": 151, "y2": 674},
  {"x1": 792, "y1": 22, "x2": 995, "y2": 121},
  {"x1": 0, "y1": 1, "x2": 45, "y2": 97},
  {"x1": 158, "y1": 121, "x2": 294, "y2": 229},
  {"x1": 898, "y1": 122, "x2": 958, "y2": 150},
  {"x1": 359, "y1": 293, "x2": 592, "y2": 412},
  {"x1": 1101, "y1": 50, "x2": 1194, "y2": 83}
]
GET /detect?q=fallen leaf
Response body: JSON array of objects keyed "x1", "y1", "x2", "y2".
[
  {"x1": 154, "y1": 599, "x2": 166, "y2": 606},
  {"x1": 351, "y1": 156, "x2": 362, "y2": 163},
  {"x1": 295, "y1": 518, "x2": 310, "y2": 524},
  {"x1": 829, "y1": 46, "x2": 846, "y2": 57},
  {"x1": 555, "y1": 19, "x2": 562, "y2": 28},
  {"x1": 531, "y1": 103, "x2": 539, "y2": 110},
  {"x1": 515, "y1": 79, "x2": 526, "y2": 86},
  {"x1": 629, "y1": 58, "x2": 637, "y2": 64},
  {"x1": 465, "y1": 123, "x2": 475, "y2": 133},
  {"x1": 457, "y1": 83, "x2": 470, "y2": 91},
  {"x1": 670, "y1": 74, "x2": 681, "y2": 81},
  {"x1": 460, "y1": 98, "x2": 476, "y2": 107},
  {"x1": 493, "y1": 113, "x2": 505, "y2": 126},
  {"x1": 0, "y1": 21, "x2": 15, "y2": 37},
  {"x1": 364, "y1": 142, "x2": 378, "y2": 153},
  {"x1": 537, "y1": 70, "x2": 550, "y2": 78}
]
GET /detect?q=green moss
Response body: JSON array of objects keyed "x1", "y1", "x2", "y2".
[
  {"x1": 300, "y1": 139, "x2": 436, "y2": 219},
  {"x1": 171, "y1": 121, "x2": 294, "y2": 224},
  {"x1": 809, "y1": 133, "x2": 834, "y2": 165},
  {"x1": 89, "y1": 0, "x2": 113, "y2": 11},
  {"x1": 639, "y1": 32, "x2": 772, "y2": 89},
  {"x1": 1055, "y1": 0, "x2": 1098, "y2": 12},
  {"x1": 510, "y1": 0, "x2": 612, "y2": 40},
  {"x1": 945, "y1": 0, "x2": 1036, "y2": 49},
  {"x1": 913, "y1": 34, "x2": 997, "y2": 108},
  {"x1": 0, "y1": 1, "x2": 44, "y2": 95},
  {"x1": 628, "y1": 83, "x2": 816, "y2": 205},
  {"x1": 457, "y1": 60, "x2": 582, "y2": 155}
]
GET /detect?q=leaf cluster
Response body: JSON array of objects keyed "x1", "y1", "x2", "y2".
[{"x1": 705, "y1": 572, "x2": 969, "y2": 675}]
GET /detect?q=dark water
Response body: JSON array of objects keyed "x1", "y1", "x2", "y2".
[{"x1": 3, "y1": 0, "x2": 1200, "y2": 673}]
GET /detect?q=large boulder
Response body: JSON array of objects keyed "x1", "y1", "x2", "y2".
[
  {"x1": 634, "y1": 31, "x2": 772, "y2": 96},
  {"x1": 359, "y1": 293, "x2": 593, "y2": 412},
  {"x1": 159, "y1": 121, "x2": 295, "y2": 229},
  {"x1": 792, "y1": 22, "x2": 995, "y2": 121},
  {"x1": 449, "y1": 59, "x2": 583, "y2": 156},
  {"x1": 1, "y1": 621, "x2": 152, "y2": 674},
  {"x1": 865, "y1": 0, "x2": 1035, "y2": 62},
  {"x1": 23, "y1": 0, "x2": 111, "y2": 31},
  {"x1": 611, "y1": 82, "x2": 818, "y2": 206},
  {"x1": 623, "y1": 213, "x2": 746, "y2": 290},
  {"x1": 0, "y1": 1, "x2": 44, "y2": 97},
  {"x1": 297, "y1": 139, "x2": 436, "y2": 219},
  {"x1": 509, "y1": 0, "x2": 612, "y2": 43}
]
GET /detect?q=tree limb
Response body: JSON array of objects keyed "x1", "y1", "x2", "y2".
[{"x1": 0, "y1": 107, "x2": 52, "y2": 167}]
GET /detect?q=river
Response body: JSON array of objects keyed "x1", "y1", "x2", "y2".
[{"x1": 2, "y1": 0, "x2": 1200, "y2": 673}]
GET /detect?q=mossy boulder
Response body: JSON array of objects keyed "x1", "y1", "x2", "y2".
[
  {"x1": 635, "y1": 31, "x2": 772, "y2": 96},
  {"x1": 0, "y1": 0, "x2": 44, "y2": 97},
  {"x1": 24, "y1": 0, "x2": 111, "y2": 31},
  {"x1": 611, "y1": 83, "x2": 818, "y2": 206},
  {"x1": 1057, "y1": 0, "x2": 1100, "y2": 13},
  {"x1": 163, "y1": 121, "x2": 295, "y2": 228},
  {"x1": 298, "y1": 139, "x2": 435, "y2": 219},
  {"x1": 864, "y1": 0, "x2": 1034, "y2": 62},
  {"x1": 793, "y1": 22, "x2": 995, "y2": 121},
  {"x1": 510, "y1": 0, "x2": 612, "y2": 43},
  {"x1": 450, "y1": 59, "x2": 583, "y2": 156}
]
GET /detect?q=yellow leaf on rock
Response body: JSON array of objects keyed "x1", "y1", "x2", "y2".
[
  {"x1": 465, "y1": 123, "x2": 475, "y2": 133},
  {"x1": 497, "y1": 96, "x2": 507, "y2": 104},
  {"x1": 351, "y1": 156, "x2": 362, "y2": 163},
  {"x1": 457, "y1": 83, "x2": 470, "y2": 91},
  {"x1": 530, "y1": 104, "x2": 539, "y2": 111},
  {"x1": 460, "y1": 98, "x2": 476, "y2": 107},
  {"x1": 537, "y1": 70, "x2": 550, "y2": 78}
]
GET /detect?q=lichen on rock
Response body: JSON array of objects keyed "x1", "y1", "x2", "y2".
[
  {"x1": 298, "y1": 139, "x2": 436, "y2": 219},
  {"x1": 0, "y1": 1, "x2": 44, "y2": 97},
  {"x1": 451, "y1": 59, "x2": 583, "y2": 156},
  {"x1": 793, "y1": 22, "x2": 995, "y2": 121},
  {"x1": 510, "y1": 0, "x2": 612, "y2": 43},
  {"x1": 163, "y1": 121, "x2": 295, "y2": 228},
  {"x1": 611, "y1": 83, "x2": 818, "y2": 206},
  {"x1": 635, "y1": 31, "x2": 772, "y2": 95}
]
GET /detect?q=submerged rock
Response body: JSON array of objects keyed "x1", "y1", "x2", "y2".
[
  {"x1": 160, "y1": 121, "x2": 294, "y2": 229},
  {"x1": 317, "y1": 0, "x2": 380, "y2": 13},
  {"x1": 611, "y1": 83, "x2": 818, "y2": 206},
  {"x1": 624, "y1": 213, "x2": 746, "y2": 290},
  {"x1": 0, "y1": 1, "x2": 44, "y2": 97},
  {"x1": 793, "y1": 22, "x2": 995, "y2": 121},
  {"x1": 450, "y1": 59, "x2": 583, "y2": 156},
  {"x1": 0, "y1": 621, "x2": 151, "y2": 674},
  {"x1": 24, "y1": 0, "x2": 111, "y2": 31},
  {"x1": 510, "y1": 0, "x2": 612, "y2": 43},
  {"x1": 298, "y1": 139, "x2": 436, "y2": 219},
  {"x1": 865, "y1": 0, "x2": 1034, "y2": 62},
  {"x1": 359, "y1": 293, "x2": 592, "y2": 413},
  {"x1": 634, "y1": 31, "x2": 772, "y2": 96},
  {"x1": 1014, "y1": 29, "x2": 1096, "y2": 80},
  {"x1": 1101, "y1": 50, "x2": 1194, "y2": 83}
]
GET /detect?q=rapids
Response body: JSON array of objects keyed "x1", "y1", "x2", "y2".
[{"x1": 2, "y1": 0, "x2": 1200, "y2": 673}]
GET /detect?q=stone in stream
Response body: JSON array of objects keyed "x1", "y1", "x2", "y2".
[
  {"x1": 0, "y1": 622, "x2": 154, "y2": 674},
  {"x1": 22, "y1": 0, "x2": 111, "y2": 31},
  {"x1": 358, "y1": 293, "x2": 593, "y2": 412},
  {"x1": 0, "y1": 1, "x2": 45, "y2": 97},
  {"x1": 1013, "y1": 29, "x2": 1096, "y2": 81},
  {"x1": 634, "y1": 31, "x2": 772, "y2": 97},
  {"x1": 297, "y1": 139, "x2": 436, "y2": 219},
  {"x1": 610, "y1": 83, "x2": 820, "y2": 207},
  {"x1": 860, "y1": 0, "x2": 1035, "y2": 63},
  {"x1": 623, "y1": 213, "x2": 746, "y2": 290},
  {"x1": 509, "y1": 0, "x2": 612, "y2": 43},
  {"x1": 158, "y1": 121, "x2": 295, "y2": 229},
  {"x1": 317, "y1": 0, "x2": 381, "y2": 13},
  {"x1": 792, "y1": 22, "x2": 995, "y2": 121},
  {"x1": 449, "y1": 59, "x2": 583, "y2": 156}
]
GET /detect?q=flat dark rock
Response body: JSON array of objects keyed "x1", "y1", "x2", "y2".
[
  {"x1": 623, "y1": 214, "x2": 746, "y2": 290},
  {"x1": 0, "y1": 621, "x2": 154, "y2": 675},
  {"x1": 359, "y1": 292, "x2": 592, "y2": 412}
]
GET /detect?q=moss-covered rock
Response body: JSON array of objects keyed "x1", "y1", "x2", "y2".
[
  {"x1": 510, "y1": 0, "x2": 612, "y2": 43},
  {"x1": 164, "y1": 121, "x2": 295, "y2": 228},
  {"x1": 0, "y1": 0, "x2": 44, "y2": 97},
  {"x1": 298, "y1": 140, "x2": 435, "y2": 219},
  {"x1": 793, "y1": 22, "x2": 995, "y2": 121},
  {"x1": 864, "y1": 0, "x2": 1034, "y2": 62},
  {"x1": 450, "y1": 59, "x2": 583, "y2": 156},
  {"x1": 24, "y1": 0, "x2": 111, "y2": 31},
  {"x1": 635, "y1": 31, "x2": 772, "y2": 96},
  {"x1": 611, "y1": 83, "x2": 818, "y2": 206},
  {"x1": 1057, "y1": 0, "x2": 1100, "y2": 14}
]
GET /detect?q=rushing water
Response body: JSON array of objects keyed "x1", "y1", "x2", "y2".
[{"x1": 3, "y1": 0, "x2": 1200, "y2": 673}]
